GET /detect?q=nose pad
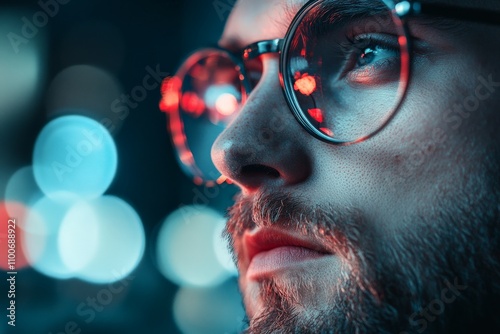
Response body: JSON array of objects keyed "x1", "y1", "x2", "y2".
[{"x1": 211, "y1": 55, "x2": 312, "y2": 192}]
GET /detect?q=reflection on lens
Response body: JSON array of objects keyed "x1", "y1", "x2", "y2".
[
  {"x1": 161, "y1": 49, "x2": 245, "y2": 185},
  {"x1": 281, "y1": 0, "x2": 410, "y2": 144}
]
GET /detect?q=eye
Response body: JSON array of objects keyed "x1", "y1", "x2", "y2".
[
  {"x1": 356, "y1": 44, "x2": 398, "y2": 67},
  {"x1": 342, "y1": 34, "x2": 401, "y2": 84}
]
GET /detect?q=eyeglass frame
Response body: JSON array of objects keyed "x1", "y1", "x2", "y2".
[
  {"x1": 161, "y1": 0, "x2": 500, "y2": 184},
  {"x1": 179, "y1": 0, "x2": 500, "y2": 145}
]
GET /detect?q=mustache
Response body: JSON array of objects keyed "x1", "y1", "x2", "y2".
[
  {"x1": 224, "y1": 191, "x2": 374, "y2": 263},
  {"x1": 224, "y1": 191, "x2": 385, "y2": 307}
]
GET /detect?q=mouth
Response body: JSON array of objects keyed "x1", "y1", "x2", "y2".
[{"x1": 243, "y1": 227, "x2": 333, "y2": 280}]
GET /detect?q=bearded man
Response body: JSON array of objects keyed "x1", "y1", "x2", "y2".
[{"x1": 162, "y1": 0, "x2": 500, "y2": 332}]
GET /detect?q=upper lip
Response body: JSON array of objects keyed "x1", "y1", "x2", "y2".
[{"x1": 242, "y1": 227, "x2": 331, "y2": 267}]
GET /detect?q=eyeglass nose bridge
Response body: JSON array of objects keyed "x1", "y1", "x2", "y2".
[{"x1": 242, "y1": 39, "x2": 284, "y2": 60}]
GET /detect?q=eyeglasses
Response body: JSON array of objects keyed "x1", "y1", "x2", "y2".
[{"x1": 160, "y1": 0, "x2": 500, "y2": 186}]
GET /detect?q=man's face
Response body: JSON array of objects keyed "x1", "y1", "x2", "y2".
[{"x1": 211, "y1": 0, "x2": 500, "y2": 332}]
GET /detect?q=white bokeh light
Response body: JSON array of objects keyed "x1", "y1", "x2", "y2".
[
  {"x1": 58, "y1": 196, "x2": 145, "y2": 284},
  {"x1": 156, "y1": 205, "x2": 232, "y2": 287},
  {"x1": 33, "y1": 115, "x2": 118, "y2": 200},
  {"x1": 204, "y1": 84, "x2": 240, "y2": 110}
]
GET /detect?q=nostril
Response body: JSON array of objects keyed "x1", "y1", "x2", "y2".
[{"x1": 241, "y1": 164, "x2": 280, "y2": 178}]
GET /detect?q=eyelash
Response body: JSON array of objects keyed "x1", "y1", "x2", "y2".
[
  {"x1": 343, "y1": 34, "x2": 400, "y2": 63},
  {"x1": 336, "y1": 33, "x2": 402, "y2": 81}
]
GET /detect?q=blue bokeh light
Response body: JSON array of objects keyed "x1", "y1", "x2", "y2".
[{"x1": 33, "y1": 115, "x2": 118, "y2": 199}]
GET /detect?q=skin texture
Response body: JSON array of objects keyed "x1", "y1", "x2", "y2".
[{"x1": 209, "y1": 0, "x2": 500, "y2": 332}]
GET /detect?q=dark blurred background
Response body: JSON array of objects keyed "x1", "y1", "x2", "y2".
[{"x1": 0, "y1": 0, "x2": 244, "y2": 333}]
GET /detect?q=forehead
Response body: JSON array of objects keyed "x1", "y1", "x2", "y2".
[
  {"x1": 219, "y1": 0, "x2": 305, "y2": 49},
  {"x1": 219, "y1": 0, "x2": 500, "y2": 49}
]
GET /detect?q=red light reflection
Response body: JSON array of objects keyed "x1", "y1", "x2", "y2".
[
  {"x1": 294, "y1": 73, "x2": 316, "y2": 96},
  {"x1": 160, "y1": 76, "x2": 181, "y2": 113},
  {"x1": 307, "y1": 108, "x2": 324, "y2": 123},
  {"x1": 181, "y1": 92, "x2": 205, "y2": 117},
  {"x1": 190, "y1": 63, "x2": 209, "y2": 81},
  {"x1": 319, "y1": 127, "x2": 334, "y2": 137}
]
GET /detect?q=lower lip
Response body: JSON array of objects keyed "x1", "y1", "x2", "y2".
[{"x1": 247, "y1": 246, "x2": 326, "y2": 279}]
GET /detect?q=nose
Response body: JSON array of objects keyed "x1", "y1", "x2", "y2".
[{"x1": 211, "y1": 55, "x2": 312, "y2": 193}]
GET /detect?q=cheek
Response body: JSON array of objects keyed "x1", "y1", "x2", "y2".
[{"x1": 309, "y1": 57, "x2": 486, "y2": 223}]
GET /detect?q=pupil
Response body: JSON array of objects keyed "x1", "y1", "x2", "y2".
[{"x1": 358, "y1": 47, "x2": 375, "y2": 66}]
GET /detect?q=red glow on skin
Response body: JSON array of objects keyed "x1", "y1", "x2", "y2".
[
  {"x1": 320, "y1": 127, "x2": 334, "y2": 137},
  {"x1": 181, "y1": 92, "x2": 205, "y2": 116},
  {"x1": 215, "y1": 93, "x2": 239, "y2": 116},
  {"x1": 0, "y1": 202, "x2": 29, "y2": 271},
  {"x1": 294, "y1": 73, "x2": 317, "y2": 96},
  {"x1": 308, "y1": 108, "x2": 324, "y2": 123}
]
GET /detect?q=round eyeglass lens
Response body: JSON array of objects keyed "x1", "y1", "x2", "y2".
[
  {"x1": 281, "y1": 0, "x2": 410, "y2": 144},
  {"x1": 161, "y1": 49, "x2": 245, "y2": 185}
]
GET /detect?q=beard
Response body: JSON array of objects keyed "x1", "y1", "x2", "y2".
[{"x1": 224, "y1": 181, "x2": 500, "y2": 333}]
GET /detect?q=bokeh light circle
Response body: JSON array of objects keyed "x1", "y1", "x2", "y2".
[
  {"x1": 46, "y1": 65, "x2": 124, "y2": 133},
  {"x1": 33, "y1": 115, "x2": 118, "y2": 199},
  {"x1": 58, "y1": 196, "x2": 145, "y2": 284},
  {"x1": 4, "y1": 166, "x2": 43, "y2": 223},
  {"x1": 156, "y1": 205, "x2": 232, "y2": 287},
  {"x1": 22, "y1": 194, "x2": 79, "y2": 279}
]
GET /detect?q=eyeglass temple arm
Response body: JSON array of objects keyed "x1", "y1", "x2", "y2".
[
  {"x1": 242, "y1": 39, "x2": 284, "y2": 60},
  {"x1": 397, "y1": 1, "x2": 500, "y2": 25}
]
